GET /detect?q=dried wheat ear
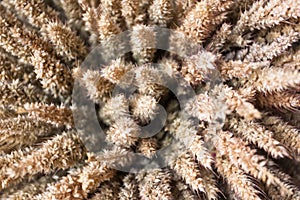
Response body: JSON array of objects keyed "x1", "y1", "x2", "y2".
[{"x1": 0, "y1": 0, "x2": 300, "y2": 199}]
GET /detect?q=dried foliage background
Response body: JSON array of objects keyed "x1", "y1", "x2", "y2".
[{"x1": 0, "y1": 0, "x2": 300, "y2": 199}]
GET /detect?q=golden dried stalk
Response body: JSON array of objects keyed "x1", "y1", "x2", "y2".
[
  {"x1": 170, "y1": 152, "x2": 219, "y2": 199},
  {"x1": 148, "y1": 0, "x2": 174, "y2": 27},
  {"x1": 257, "y1": 91, "x2": 300, "y2": 112},
  {"x1": 130, "y1": 25, "x2": 157, "y2": 64},
  {"x1": 42, "y1": 21, "x2": 88, "y2": 62},
  {"x1": 179, "y1": 0, "x2": 233, "y2": 44},
  {"x1": 0, "y1": 0, "x2": 299, "y2": 199},
  {"x1": 169, "y1": 117, "x2": 213, "y2": 169},
  {"x1": 137, "y1": 138, "x2": 158, "y2": 158},
  {"x1": 262, "y1": 115, "x2": 300, "y2": 156},
  {"x1": 248, "y1": 67, "x2": 300, "y2": 93},
  {"x1": 0, "y1": 131, "x2": 86, "y2": 190},
  {"x1": 139, "y1": 169, "x2": 173, "y2": 200},
  {"x1": 22, "y1": 103, "x2": 74, "y2": 129},
  {"x1": 216, "y1": 132, "x2": 294, "y2": 196},
  {"x1": 36, "y1": 153, "x2": 115, "y2": 199},
  {"x1": 119, "y1": 174, "x2": 139, "y2": 200},
  {"x1": 228, "y1": 117, "x2": 290, "y2": 159},
  {"x1": 2, "y1": 0, "x2": 58, "y2": 28},
  {"x1": 245, "y1": 24, "x2": 300, "y2": 62},
  {"x1": 215, "y1": 154, "x2": 262, "y2": 200},
  {"x1": 0, "y1": 115, "x2": 59, "y2": 152}
]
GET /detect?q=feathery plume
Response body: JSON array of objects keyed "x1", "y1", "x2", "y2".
[
  {"x1": 216, "y1": 132, "x2": 294, "y2": 196},
  {"x1": 261, "y1": 115, "x2": 300, "y2": 156},
  {"x1": 215, "y1": 154, "x2": 262, "y2": 200},
  {"x1": 99, "y1": 94, "x2": 130, "y2": 125},
  {"x1": 139, "y1": 169, "x2": 173, "y2": 200},
  {"x1": 245, "y1": 24, "x2": 300, "y2": 62},
  {"x1": 37, "y1": 153, "x2": 115, "y2": 199},
  {"x1": 56, "y1": 0, "x2": 84, "y2": 29},
  {"x1": 0, "y1": 131, "x2": 86, "y2": 190},
  {"x1": 248, "y1": 67, "x2": 300, "y2": 93},
  {"x1": 148, "y1": 0, "x2": 174, "y2": 27},
  {"x1": 233, "y1": 0, "x2": 300, "y2": 33},
  {"x1": 181, "y1": 50, "x2": 217, "y2": 86},
  {"x1": 2, "y1": 0, "x2": 58, "y2": 28},
  {"x1": 106, "y1": 117, "x2": 140, "y2": 147},
  {"x1": 170, "y1": 152, "x2": 219, "y2": 199},
  {"x1": 169, "y1": 117, "x2": 214, "y2": 169},
  {"x1": 119, "y1": 174, "x2": 139, "y2": 200},
  {"x1": 137, "y1": 138, "x2": 158, "y2": 158},
  {"x1": 223, "y1": 86, "x2": 262, "y2": 120},
  {"x1": 227, "y1": 117, "x2": 290, "y2": 159},
  {"x1": 257, "y1": 91, "x2": 300, "y2": 112},
  {"x1": 100, "y1": 58, "x2": 133, "y2": 84},
  {"x1": 130, "y1": 94, "x2": 158, "y2": 124},
  {"x1": 101, "y1": 0, "x2": 125, "y2": 28},
  {"x1": 130, "y1": 25, "x2": 157, "y2": 64},
  {"x1": 42, "y1": 21, "x2": 88, "y2": 62},
  {"x1": 179, "y1": 0, "x2": 233, "y2": 44},
  {"x1": 22, "y1": 103, "x2": 74, "y2": 129},
  {"x1": 121, "y1": 0, "x2": 142, "y2": 28},
  {"x1": 0, "y1": 115, "x2": 59, "y2": 152},
  {"x1": 80, "y1": 69, "x2": 115, "y2": 103}
]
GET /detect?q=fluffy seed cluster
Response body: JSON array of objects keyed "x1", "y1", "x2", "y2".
[{"x1": 0, "y1": 0, "x2": 300, "y2": 200}]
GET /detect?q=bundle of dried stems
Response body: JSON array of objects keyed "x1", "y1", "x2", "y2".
[{"x1": 0, "y1": 0, "x2": 300, "y2": 199}]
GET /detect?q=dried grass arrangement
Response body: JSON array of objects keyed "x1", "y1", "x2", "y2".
[{"x1": 0, "y1": 0, "x2": 300, "y2": 199}]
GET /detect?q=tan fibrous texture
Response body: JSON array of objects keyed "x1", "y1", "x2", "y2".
[
  {"x1": 22, "y1": 103, "x2": 74, "y2": 129},
  {"x1": 215, "y1": 154, "x2": 262, "y2": 200},
  {"x1": 37, "y1": 153, "x2": 115, "y2": 200},
  {"x1": 131, "y1": 25, "x2": 157, "y2": 64},
  {"x1": 0, "y1": 131, "x2": 86, "y2": 190},
  {"x1": 245, "y1": 24, "x2": 300, "y2": 62},
  {"x1": 170, "y1": 152, "x2": 219, "y2": 199},
  {"x1": 261, "y1": 115, "x2": 300, "y2": 156},
  {"x1": 80, "y1": 69, "x2": 115, "y2": 103},
  {"x1": 148, "y1": 0, "x2": 174, "y2": 27},
  {"x1": 1, "y1": 0, "x2": 300, "y2": 199},
  {"x1": 42, "y1": 21, "x2": 88, "y2": 62},
  {"x1": 100, "y1": 58, "x2": 133, "y2": 84},
  {"x1": 233, "y1": 0, "x2": 300, "y2": 33},
  {"x1": 257, "y1": 91, "x2": 300, "y2": 112},
  {"x1": 99, "y1": 94, "x2": 130, "y2": 124},
  {"x1": 119, "y1": 174, "x2": 139, "y2": 200},
  {"x1": 2, "y1": 0, "x2": 58, "y2": 28},
  {"x1": 130, "y1": 94, "x2": 158, "y2": 124},
  {"x1": 0, "y1": 115, "x2": 59, "y2": 152},
  {"x1": 139, "y1": 169, "x2": 173, "y2": 200},
  {"x1": 216, "y1": 132, "x2": 296, "y2": 197},
  {"x1": 168, "y1": 117, "x2": 213, "y2": 169},
  {"x1": 135, "y1": 65, "x2": 168, "y2": 98},
  {"x1": 89, "y1": 179, "x2": 121, "y2": 200},
  {"x1": 121, "y1": 0, "x2": 141, "y2": 29},
  {"x1": 248, "y1": 67, "x2": 300, "y2": 93},
  {"x1": 106, "y1": 117, "x2": 140, "y2": 147},
  {"x1": 181, "y1": 50, "x2": 217, "y2": 86},
  {"x1": 227, "y1": 117, "x2": 290, "y2": 159},
  {"x1": 179, "y1": 0, "x2": 234, "y2": 44},
  {"x1": 137, "y1": 138, "x2": 158, "y2": 158}
]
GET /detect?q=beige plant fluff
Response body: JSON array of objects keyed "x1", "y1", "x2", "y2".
[{"x1": 0, "y1": 0, "x2": 300, "y2": 199}]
